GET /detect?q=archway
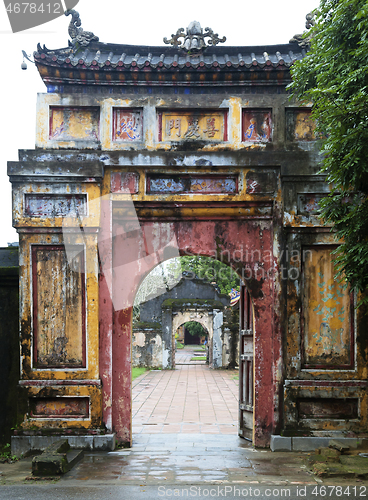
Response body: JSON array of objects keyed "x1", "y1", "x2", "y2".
[
  {"x1": 131, "y1": 256, "x2": 235, "y2": 370},
  {"x1": 181, "y1": 321, "x2": 208, "y2": 346},
  {"x1": 99, "y1": 210, "x2": 278, "y2": 448}
]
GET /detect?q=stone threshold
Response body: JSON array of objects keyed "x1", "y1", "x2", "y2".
[
  {"x1": 11, "y1": 433, "x2": 115, "y2": 456},
  {"x1": 271, "y1": 435, "x2": 368, "y2": 452}
]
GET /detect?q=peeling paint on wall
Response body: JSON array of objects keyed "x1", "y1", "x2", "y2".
[
  {"x1": 33, "y1": 245, "x2": 85, "y2": 368},
  {"x1": 302, "y1": 247, "x2": 353, "y2": 369},
  {"x1": 49, "y1": 106, "x2": 100, "y2": 141}
]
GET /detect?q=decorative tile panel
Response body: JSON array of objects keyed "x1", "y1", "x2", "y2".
[
  {"x1": 302, "y1": 247, "x2": 354, "y2": 369},
  {"x1": 297, "y1": 193, "x2": 325, "y2": 216},
  {"x1": 242, "y1": 110, "x2": 272, "y2": 142},
  {"x1": 32, "y1": 245, "x2": 86, "y2": 368},
  {"x1": 113, "y1": 109, "x2": 143, "y2": 142},
  {"x1": 286, "y1": 108, "x2": 316, "y2": 141},
  {"x1": 49, "y1": 106, "x2": 100, "y2": 141},
  {"x1": 25, "y1": 194, "x2": 87, "y2": 217},
  {"x1": 30, "y1": 397, "x2": 89, "y2": 418},
  {"x1": 158, "y1": 110, "x2": 227, "y2": 142},
  {"x1": 147, "y1": 175, "x2": 238, "y2": 194},
  {"x1": 111, "y1": 172, "x2": 139, "y2": 193}
]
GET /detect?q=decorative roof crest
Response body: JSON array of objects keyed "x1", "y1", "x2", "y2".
[
  {"x1": 65, "y1": 9, "x2": 99, "y2": 48},
  {"x1": 164, "y1": 21, "x2": 226, "y2": 53},
  {"x1": 289, "y1": 11, "x2": 316, "y2": 48}
]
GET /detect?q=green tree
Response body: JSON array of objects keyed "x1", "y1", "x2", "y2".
[
  {"x1": 289, "y1": 0, "x2": 368, "y2": 303},
  {"x1": 184, "y1": 321, "x2": 207, "y2": 337},
  {"x1": 179, "y1": 256, "x2": 239, "y2": 295}
]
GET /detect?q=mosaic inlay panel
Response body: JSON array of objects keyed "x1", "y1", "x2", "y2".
[
  {"x1": 147, "y1": 175, "x2": 237, "y2": 194},
  {"x1": 113, "y1": 109, "x2": 143, "y2": 142},
  {"x1": 25, "y1": 194, "x2": 87, "y2": 217},
  {"x1": 242, "y1": 110, "x2": 272, "y2": 142},
  {"x1": 297, "y1": 194, "x2": 325, "y2": 216},
  {"x1": 111, "y1": 172, "x2": 139, "y2": 194},
  {"x1": 246, "y1": 171, "x2": 276, "y2": 194}
]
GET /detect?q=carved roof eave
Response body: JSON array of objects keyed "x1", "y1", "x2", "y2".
[
  {"x1": 33, "y1": 41, "x2": 305, "y2": 88},
  {"x1": 34, "y1": 58, "x2": 295, "y2": 89}
]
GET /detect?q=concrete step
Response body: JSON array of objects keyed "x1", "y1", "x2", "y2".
[{"x1": 32, "y1": 439, "x2": 84, "y2": 476}]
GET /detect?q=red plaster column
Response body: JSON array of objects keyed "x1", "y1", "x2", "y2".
[
  {"x1": 99, "y1": 197, "x2": 113, "y2": 432},
  {"x1": 112, "y1": 307, "x2": 132, "y2": 444}
]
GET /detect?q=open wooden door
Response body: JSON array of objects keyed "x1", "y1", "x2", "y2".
[{"x1": 238, "y1": 284, "x2": 254, "y2": 440}]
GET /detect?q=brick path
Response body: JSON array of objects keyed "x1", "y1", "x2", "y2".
[
  {"x1": 175, "y1": 345, "x2": 207, "y2": 365},
  {"x1": 132, "y1": 363, "x2": 239, "y2": 435}
]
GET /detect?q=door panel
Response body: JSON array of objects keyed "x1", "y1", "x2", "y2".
[{"x1": 239, "y1": 285, "x2": 254, "y2": 440}]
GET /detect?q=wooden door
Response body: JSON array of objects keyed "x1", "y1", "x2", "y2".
[{"x1": 238, "y1": 285, "x2": 254, "y2": 440}]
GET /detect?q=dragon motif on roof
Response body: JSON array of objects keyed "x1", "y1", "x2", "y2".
[
  {"x1": 164, "y1": 21, "x2": 226, "y2": 54},
  {"x1": 65, "y1": 9, "x2": 99, "y2": 48},
  {"x1": 290, "y1": 12, "x2": 316, "y2": 48}
]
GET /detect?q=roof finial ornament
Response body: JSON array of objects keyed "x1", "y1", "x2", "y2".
[
  {"x1": 289, "y1": 11, "x2": 316, "y2": 48},
  {"x1": 164, "y1": 21, "x2": 226, "y2": 54},
  {"x1": 65, "y1": 9, "x2": 99, "y2": 48}
]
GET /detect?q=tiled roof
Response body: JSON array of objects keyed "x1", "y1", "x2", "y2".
[
  {"x1": 33, "y1": 14, "x2": 306, "y2": 89},
  {"x1": 34, "y1": 41, "x2": 305, "y2": 71}
]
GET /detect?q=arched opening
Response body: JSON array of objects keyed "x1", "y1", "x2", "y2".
[
  {"x1": 130, "y1": 255, "x2": 243, "y2": 438},
  {"x1": 132, "y1": 255, "x2": 240, "y2": 370},
  {"x1": 182, "y1": 321, "x2": 208, "y2": 346},
  {"x1": 101, "y1": 215, "x2": 277, "y2": 447},
  {"x1": 175, "y1": 321, "x2": 209, "y2": 366}
]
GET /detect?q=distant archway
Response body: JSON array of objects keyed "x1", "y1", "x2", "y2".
[{"x1": 182, "y1": 321, "x2": 208, "y2": 345}]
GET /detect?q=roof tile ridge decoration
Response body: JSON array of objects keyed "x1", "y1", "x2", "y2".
[
  {"x1": 35, "y1": 42, "x2": 72, "y2": 57},
  {"x1": 164, "y1": 20, "x2": 226, "y2": 54},
  {"x1": 65, "y1": 9, "x2": 99, "y2": 49},
  {"x1": 289, "y1": 11, "x2": 315, "y2": 49}
]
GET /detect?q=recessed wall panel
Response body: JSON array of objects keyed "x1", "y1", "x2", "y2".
[
  {"x1": 49, "y1": 106, "x2": 100, "y2": 141},
  {"x1": 242, "y1": 109, "x2": 272, "y2": 142},
  {"x1": 158, "y1": 110, "x2": 227, "y2": 142},
  {"x1": 30, "y1": 397, "x2": 89, "y2": 418},
  {"x1": 32, "y1": 245, "x2": 86, "y2": 368},
  {"x1": 302, "y1": 246, "x2": 354, "y2": 369},
  {"x1": 286, "y1": 108, "x2": 316, "y2": 141},
  {"x1": 113, "y1": 109, "x2": 143, "y2": 142}
]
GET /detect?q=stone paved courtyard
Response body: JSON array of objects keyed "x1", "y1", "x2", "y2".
[{"x1": 132, "y1": 351, "x2": 239, "y2": 435}]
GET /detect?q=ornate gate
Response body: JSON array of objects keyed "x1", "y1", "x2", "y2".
[{"x1": 16, "y1": 12, "x2": 361, "y2": 454}]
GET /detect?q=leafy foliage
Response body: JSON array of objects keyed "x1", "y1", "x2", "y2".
[
  {"x1": 179, "y1": 256, "x2": 239, "y2": 295},
  {"x1": 184, "y1": 321, "x2": 207, "y2": 337},
  {"x1": 289, "y1": 0, "x2": 368, "y2": 302}
]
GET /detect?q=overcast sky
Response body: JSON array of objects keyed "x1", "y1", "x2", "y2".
[{"x1": 0, "y1": 0, "x2": 318, "y2": 246}]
